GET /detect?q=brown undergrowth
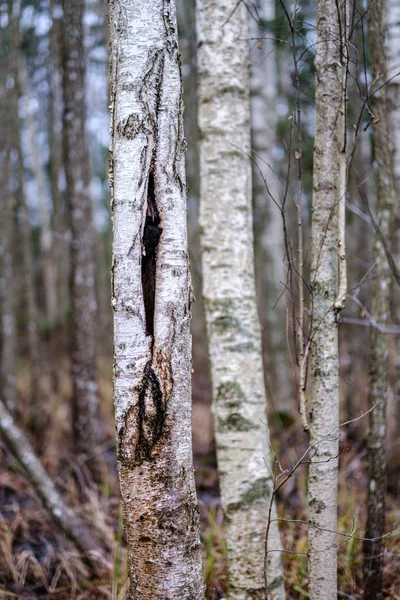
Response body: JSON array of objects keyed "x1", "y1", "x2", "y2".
[{"x1": 0, "y1": 363, "x2": 399, "y2": 599}]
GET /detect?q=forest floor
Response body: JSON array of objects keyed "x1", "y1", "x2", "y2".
[{"x1": 0, "y1": 359, "x2": 399, "y2": 599}]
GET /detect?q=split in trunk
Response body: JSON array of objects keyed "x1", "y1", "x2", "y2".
[{"x1": 108, "y1": 1, "x2": 204, "y2": 598}]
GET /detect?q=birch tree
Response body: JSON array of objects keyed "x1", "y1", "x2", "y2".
[
  {"x1": 387, "y1": 0, "x2": 400, "y2": 426},
  {"x1": 197, "y1": 2, "x2": 285, "y2": 598},
  {"x1": 249, "y1": 0, "x2": 291, "y2": 414},
  {"x1": 108, "y1": 1, "x2": 204, "y2": 598},
  {"x1": 307, "y1": 0, "x2": 348, "y2": 598},
  {"x1": 61, "y1": 0, "x2": 103, "y2": 472},
  {"x1": 363, "y1": 0, "x2": 395, "y2": 595}
]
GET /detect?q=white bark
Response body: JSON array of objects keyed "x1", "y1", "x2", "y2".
[
  {"x1": 308, "y1": 0, "x2": 347, "y2": 598},
  {"x1": 249, "y1": 0, "x2": 292, "y2": 413},
  {"x1": 387, "y1": 0, "x2": 400, "y2": 188},
  {"x1": 108, "y1": 1, "x2": 204, "y2": 598},
  {"x1": 387, "y1": 0, "x2": 400, "y2": 430},
  {"x1": 197, "y1": 2, "x2": 285, "y2": 599}
]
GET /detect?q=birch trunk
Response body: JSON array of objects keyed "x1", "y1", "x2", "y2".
[
  {"x1": 61, "y1": 0, "x2": 103, "y2": 473},
  {"x1": 249, "y1": 0, "x2": 292, "y2": 414},
  {"x1": 387, "y1": 0, "x2": 400, "y2": 429},
  {"x1": 308, "y1": 0, "x2": 347, "y2": 597},
  {"x1": 363, "y1": 0, "x2": 395, "y2": 595},
  {"x1": 197, "y1": 2, "x2": 285, "y2": 598},
  {"x1": 108, "y1": 1, "x2": 204, "y2": 598}
]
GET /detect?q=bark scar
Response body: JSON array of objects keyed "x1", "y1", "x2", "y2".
[
  {"x1": 141, "y1": 171, "x2": 162, "y2": 336},
  {"x1": 118, "y1": 361, "x2": 165, "y2": 467}
]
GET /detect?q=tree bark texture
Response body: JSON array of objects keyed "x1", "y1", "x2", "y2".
[
  {"x1": 308, "y1": 1, "x2": 347, "y2": 598},
  {"x1": 387, "y1": 0, "x2": 400, "y2": 429},
  {"x1": 197, "y1": 2, "x2": 285, "y2": 599},
  {"x1": 108, "y1": 1, "x2": 204, "y2": 598},
  {"x1": 363, "y1": 0, "x2": 395, "y2": 596},
  {"x1": 249, "y1": 0, "x2": 292, "y2": 414},
  {"x1": 62, "y1": 0, "x2": 103, "y2": 469}
]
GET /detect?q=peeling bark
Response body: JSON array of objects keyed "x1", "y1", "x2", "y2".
[
  {"x1": 196, "y1": 2, "x2": 285, "y2": 599},
  {"x1": 108, "y1": 1, "x2": 204, "y2": 598}
]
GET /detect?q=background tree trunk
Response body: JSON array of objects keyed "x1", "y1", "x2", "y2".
[
  {"x1": 249, "y1": 0, "x2": 292, "y2": 415},
  {"x1": 363, "y1": 0, "x2": 395, "y2": 596},
  {"x1": 108, "y1": 1, "x2": 204, "y2": 598},
  {"x1": 0, "y1": 0, "x2": 17, "y2": 415},
  {"x1": 307, "y1": 0, "x2": 347, "y2": 597},
  {"x1": 49, "y1": 0, "x2": 69, "y2": 326},
  {"x1": 61, "y1": 0, "x2": 103, "y2": 473},
  {"x1": 387, "y1": 0, "x2": 400, "y2": 438},
  {"x1": 18, "y1": 57, "x2": 58, "y2": 328},
  {"x1": 13, "y1": 71, "x2": 41, "y2": 428},
  {"x1": 197, "y1": 2, "x2": 285, "y2": 598}
]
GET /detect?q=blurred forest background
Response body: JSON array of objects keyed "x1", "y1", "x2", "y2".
[{"x1": 0, "y1": 0, "x2": 399, "y2": 598}]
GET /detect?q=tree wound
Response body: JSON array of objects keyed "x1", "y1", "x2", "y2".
[{"x1": 141, "y1": 171, "x2": 162, "y2": 337}]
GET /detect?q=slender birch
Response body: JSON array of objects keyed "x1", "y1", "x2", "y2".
[
  {"x1": 308, "y1": 0, "x2": 348, "y2": 598},
  {"x1": 387, "y1": 0, "x2": 400, "y2": 426},
  {"x1": 197, "y1": 2, "x2": 285, "y2": 598},
  {"x1": 249, "y1": 0, "x2": 292, "y2": 414},
  {"x1": 61, "y1": 0, "x2": 103, "y2": 472},
  {"x1": 108, "y1": 1, "x2": 204, "y2": 598},
  {"x1": 363, "y1": 0, "x2": 395, "y2": 595}
]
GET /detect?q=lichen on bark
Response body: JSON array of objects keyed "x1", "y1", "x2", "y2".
[{"x1": 196, "y1": 1, "x2": 285, "y2": 598}]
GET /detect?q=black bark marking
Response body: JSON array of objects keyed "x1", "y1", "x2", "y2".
[
  {"x1": 141, "y1": 171, "x2": 162, "y2": 336},
  {"x1": 118, "y1": 360, "x2": 167, "y2": 468},
  {"x1": 136, "y1": 361, "x2": 165, "y2": 462}
]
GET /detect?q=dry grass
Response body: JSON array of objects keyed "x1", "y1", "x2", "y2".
[{"x1": 0, "y1": 363, "x2": 399, "y2": 599}]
